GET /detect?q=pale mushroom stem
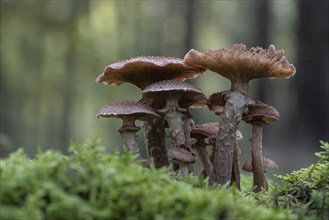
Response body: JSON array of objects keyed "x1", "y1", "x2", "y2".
[
  {"x1": 142, "y1": 118, "x2": 169, "y2": 168},
  {"x1": 194, "y1": 139, "x2": 213, "y2": 177},
  {"x1": 119, "y1": 125, "x2": 141, "y2": 159},
  {"x1": 163, "y1": 97, "x2": 186, "y2": 147},
  {"x1": 211, "y1": 88, "x2": 248, "y2": 185},
  {"x1": 231, "y1": 141, "x2": 241, "y2": 190},
  {"x1": 250, "y1": 125, "x2": 266, "y2": 192},
  {"x1": 178, "y1": 162, "x2": 189, "y2": 178}
]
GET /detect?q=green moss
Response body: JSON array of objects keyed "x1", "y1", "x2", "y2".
[{"x1": 1, "y1": 140, "x2": 328, "y2": 220}]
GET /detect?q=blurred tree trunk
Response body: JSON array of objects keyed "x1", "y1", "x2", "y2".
[
  {"x1": 184, "y1": 1, "x2": 195, "y2": 52},
  {"x1": 254, "y1": 0, "x2": 272, "y2": 102},
  {"x1": 296, "y1": 1, "x2": 329, "y2": 142}
]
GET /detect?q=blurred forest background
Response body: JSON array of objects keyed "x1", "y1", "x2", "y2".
[{"x1": 1, "y1": 1, "x2": 328, "y2": 177}]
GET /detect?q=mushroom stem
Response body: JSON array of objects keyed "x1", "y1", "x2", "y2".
[
  {"x1": 250, "y1": 125, "x2": 266, "y2": 192},
  {"x1": 210, "y1": 90, "x2": 248, "y2": 185},
  {"x1": 183, "y1": 114, "x2": 194, "y2": 174},
  {"x1": 193, "y1": 139, "x2": 213, "y2": 177},
  {"x1": 119, "y1": 125, "x2": 142, "y2": 159},
  {"x1": 142, "y1": 118, "x2": 169, "y2": 168},
  {"x1": 164, "y1": 109, "x2": 185, "y2": 147},
  {"x1": 178, "y1": 162, "x2": 189, "y2": 178},
  {"x1": 231, "y1": 141, "x2": 241, "y2": 190}
]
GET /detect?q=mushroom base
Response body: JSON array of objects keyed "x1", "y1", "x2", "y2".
[{"x1": 142, "y1": 119, "x2": 169, "y2": 168}]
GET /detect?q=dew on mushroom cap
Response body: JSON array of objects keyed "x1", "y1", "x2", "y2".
[{"x1": 96, "y1": 56, "x2": 205, "y2": 90}]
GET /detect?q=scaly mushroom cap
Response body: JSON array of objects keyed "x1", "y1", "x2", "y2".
[
  {"x1": 96, "y1": 56, "x2": 206, "y2": 89},
  {"x1": 243, "y1": 101, "x2": 280, "y2": 126},
  {"x1": 208, "y1": 91, "x2": 230, "y2": 114},
  {"x1": 242, "y1": 157, "x2": 278, "y2": 172},
  {"x1": 168, "y1": 146, "x2": 195, "y2": 163},
  {"x1": 184, "y1": 44, "x2": 296, "y2": 83},
  {"x1": 191, "y1": 123, "x2": 220, "y2": 139},
  {"x1": 97, "y1": 101, "x2": 160, "y2": 121},
  {"x1": 142, "y1": 80, "x2": 205, "y2": 109}
]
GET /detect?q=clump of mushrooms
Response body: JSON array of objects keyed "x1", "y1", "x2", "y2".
[
  {"x1": 95, "y1": 44, "x2": 296, "y2": 191},
  {"x1": 184, "y1": 44, "x2": 296, "y2": 185},
  {"x1": 96, "y1": 56, "x2": 205, "y2": 168}
]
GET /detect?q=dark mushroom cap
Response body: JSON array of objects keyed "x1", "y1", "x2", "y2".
[
  {"x1": 97, "y1": 101, "x2": 160, "y2": 121},
  {"x1": 96, "y1": 56, "x2": 206, "y2": 90},
  {"x1": 208, "y1": 91, "x2": 230, "y2": 114},
  {"x1": 184, "y1": 44, "x2": 296, "y2": 84},
  {"x1": 142, "y1": 80, "x2": 205, "y2": 109},
  {"x1": 242, "y1": 157, "x2": 278, "y2": 172},
  {"x1": 168, "y1": 146, "x2": 195, "y2": 163},
  {"x1": 191, "y1": 123, "x2": 220, "y2": 139},
  {"x1": 243, "y1": 101, "x2": 280, "y2": 126}
]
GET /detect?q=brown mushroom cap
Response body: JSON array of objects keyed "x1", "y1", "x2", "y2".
[
  {"x1": 191, "y1": 123, "x2": 220, "y2": 139},
  {"x1": 207, "y1": 91, "x2": 230, "y2": 114},
  {"x1": 184, "y1": 44, "x2": 296, "y2": 84},
  {"x1": 142, "y1": 80, "x2": 205, "y2": 109},
  {"x1": 96, "y1": 56, "x2": 206, "y2": 90},
  {"x1": 242, "y1": 157, "x2": 278, "y2": 172},
  {"x1": 243, "y1": 101, "x2": 280, "y2": 126},
  {"x1": 168, "y1": 146, "x2": 195, "y2": 163},
  {"x1": 97, "y1": 101, "x2": 160, "y2": 121}
]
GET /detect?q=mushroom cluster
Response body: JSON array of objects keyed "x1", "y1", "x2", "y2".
[{"x1": 96, "y1": 44, "x2": 296, "y2": 192}]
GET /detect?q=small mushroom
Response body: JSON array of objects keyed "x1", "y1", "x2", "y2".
[
  {"x1": 96, "y1": 56, "x2": 205, "y2": 169},
  {"x1": 242, "y1": 157, "x2": 278, "y2": 191},
  {"x1": 184, "y1": 44, "x2": 295, "y2": 185},
  {"x1": 168, "y1": 146, "x2": 195, "y2": 177},
  {"x1": 190, "y1": 123, "x2": 219, "y2": 177},
  {"x1": 97, "y1": 101, "x2": 160, "y2": 159},
  {"x1": 242, "y1": 101, "x2": 280, "y2": 192},
  {"x1": 208, "y1": 91, "x2": 230, "y2": 115}
]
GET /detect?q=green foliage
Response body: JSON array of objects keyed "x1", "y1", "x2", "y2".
[
  {"x1": 273, "y1": 141, "x2": 329, "y2": 219},
  {"x1": 1, "y1": 140, "x2": 295, "y2": 220}
]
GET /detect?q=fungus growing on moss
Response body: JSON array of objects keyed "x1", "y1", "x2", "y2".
[
  {"x1": 97, "y1": 101, "x2": 159, "y2": 159},
  {"x1": 242, "y1": 101, "x2": 280, "y2": 192},
  {"x1": 184, "y1": 44, "x2": 295, "y2": 185},
  {"x1": 96, "y1": 56, "x2": 205, "y2": 169}
]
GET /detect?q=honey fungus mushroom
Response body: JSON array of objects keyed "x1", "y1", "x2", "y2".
[
  {"x1": 184, "y1": 44, "x2": 296, "y2": 185},
  {"x1": 97, "y1": 101, "x2": 160, "y2": 160},
  {"x1": 242, "y1": 101, "x2": 280, "y2": 192},
  {"x1": 96, "y1": 56, "x2": 205, "y2": 169}
]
